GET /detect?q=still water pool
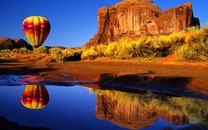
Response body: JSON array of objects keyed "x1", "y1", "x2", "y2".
[{"x1": 0, "y1": 77, "x2": 208, "y2": 130}]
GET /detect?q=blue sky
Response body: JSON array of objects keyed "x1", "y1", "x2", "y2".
[{"x1": 0, "y1": 0, "x2": 207, "y2": 48}]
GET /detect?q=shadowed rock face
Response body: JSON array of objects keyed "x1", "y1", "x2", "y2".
[
  {"x1": 86, "y1": 0, "x2": 200, "y2": 46},
  {"x1": 0, "y1": 37, "x2": 33, "y2": 50}
]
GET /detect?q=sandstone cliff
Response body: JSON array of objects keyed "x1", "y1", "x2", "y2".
[{"x1": 86, "y1": 0, "x2": 200, "y2": 46}]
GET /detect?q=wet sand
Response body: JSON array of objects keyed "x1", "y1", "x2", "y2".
[{"x1": 0, "y1": 53, "x2": 208, "y2": 97}]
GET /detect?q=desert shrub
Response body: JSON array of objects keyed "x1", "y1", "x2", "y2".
[
  {"x1": 130, "y1": 36, "x2": 150, "y2": 57},
  {"x1": 202, "y1": 24, "x2": 208, "y2": 42},
  {"x1": 80, "y1": 32, "x2": 186, "y2": 60},
  {"x1": 62, "y1": 48, "x2": 82, "y2": 61},
  {"x1": 118, "y1": 36, "x2": 164, "y2": 58},
  {"x1": 175, "y1": 41, "x2": 208, "y2": 61},
  {"x1": 104, "y1": 37, "x2": 157, "y2": 59},
  {"x1": 203, "y1": 23, "x2": 208, "y2": 34},
  {"x1": 0, "y1": 49, "x2": 11, "y2": 58},
  {"x1": 169, "y1": 32, "x2": 185, "y2": 44},
  {"x1": 175, "y1": 43, "x2": 197, "y2": 61},
  {"x1": 33, "y1": 46, "x2": 48, "y2": 53},
  {"x1": 107, "y1": 38, "x2": 134, "y2": 59},
  {"x1": 20, "y1": 47, "x2": 31, "y2": 54},
  {"x1": 136, "y1": 36, "x2": 161, "y2": 57},
  {"x1": 105, "y1": 36, "x2": 167, "y2": 59},
  {"x1": 49, "y1": 47, "x2": 64, "y2": 62},
  {"x1": 11, "y1": 47, "x2": 31, "y2": 54},
  {"x1": 11, "y1": 48, "x2": 20, "y2": 53},
  {"x1": 95, "y1": 44, "x2": 107, "y2": 57},
  {"x1": 185, "y1": 29, "x2": 204, "y2": 44},
  {"x1": 156, "y1": 35, "x2": 171, "y2": 45},
  {"x1": 155, "y1": 32, "x2": 185, "y2": 56},
  {"x1": 175, "y1": 24, "x2": 208, "y2": 61},
  {"x1": 104, "y1": 42, "x2": 118, "y2": 59},
  {"x1": 81, "y1": 44, "x2": 108, "y2": 60},
  {"x1": 81, "y1": 46, "x2": 99, "y2": 60},
  {"x1": 116, "y1": 38, "x2": 134, "y2": 59},
  {"x1": 62, "y1": 48, "x2": 74, "y2": 58},
  {"x1": 49, "y1": 47, "x2": 82, "y2": 62}
]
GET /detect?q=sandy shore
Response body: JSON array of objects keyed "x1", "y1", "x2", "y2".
[{"x1": 0, "y1": 53, "x2": 208, "y2": 98}]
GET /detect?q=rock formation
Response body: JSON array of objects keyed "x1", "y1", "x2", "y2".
[
  {"x1": 95, "y1": 94, "x2": 189, "y2": 129},
  {"x1": 0, "y1": 37, "x2": 33, "y2": 50},
  {"x1": 95, "y1": 95, "x2": 160, "y2": 129},
  {"x1": 86, "y1": 0, "x2": 200, "y2": 46}
]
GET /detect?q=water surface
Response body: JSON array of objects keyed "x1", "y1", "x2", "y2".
[{"x1": 0, "y1": 75, "x2": 208, "y2": 130}]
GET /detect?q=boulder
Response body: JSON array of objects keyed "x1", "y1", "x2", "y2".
[
  {"x1": 0, "y1": 37, "x2": 15, "y2": 50},
  {"x1": 14, "y1": 39, "x2": 33, "y2": 50},
  {"x1": 86, "y1": 0, "x2": 200, "y2": 47},
  {"x1": 0, "y1": 37, "x2": 33, "y2": 50}
]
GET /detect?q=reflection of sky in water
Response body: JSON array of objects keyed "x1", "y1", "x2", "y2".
[
  {"x1": 0, "y1": 75, "x2": 43, "y2": 86},
  {"x1": 0, "y1": 75, "x2": 22, "y2": 85},
  {"x1": 0, "y1": 84, "x2": 205, "y2": 130},
  {"x1": 141, "y1": 118, "x2": 191, "y2": 130},
  {"x1": 0, "y1": 85, "x2": 127, "y2": 130}
]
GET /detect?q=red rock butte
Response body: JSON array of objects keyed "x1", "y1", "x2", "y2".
[
  {"x1": 86, "y1": 0, "x2": 200, "y2": 47},
  {"x1": 95, "y1": 94, "x2": 189, "y2": 129}
]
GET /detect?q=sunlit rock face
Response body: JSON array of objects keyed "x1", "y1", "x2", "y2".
[{"x1": 86, "y1": 0, "x2": 200, "y2": 46}]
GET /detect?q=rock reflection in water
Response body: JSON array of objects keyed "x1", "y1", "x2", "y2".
[
  {"x1": 21, "y1": 85, "x2": 49, "y2": 109},
  {"x1": 90, "y1": 88, "x2": 208, "y2": 129}
]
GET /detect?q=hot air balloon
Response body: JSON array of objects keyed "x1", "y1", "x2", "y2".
[
  {"x1": 22, "y1": 16, "x2": 50, "y2": 48},
  {"x1": 21, "y1": 85, "x2": 49, "y2": 109}
]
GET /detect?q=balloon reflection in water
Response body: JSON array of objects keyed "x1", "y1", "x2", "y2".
[{"x1": 21, "y1": 85, "x2": 49, "y2": 109}]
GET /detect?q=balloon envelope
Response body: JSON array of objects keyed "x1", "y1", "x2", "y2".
[
  {"x1": 22, "y1": 16, "x2": 50, "y2": 48},
  {"x1": 21, "y1": 85, "x2": 49, "y2": 109}
]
